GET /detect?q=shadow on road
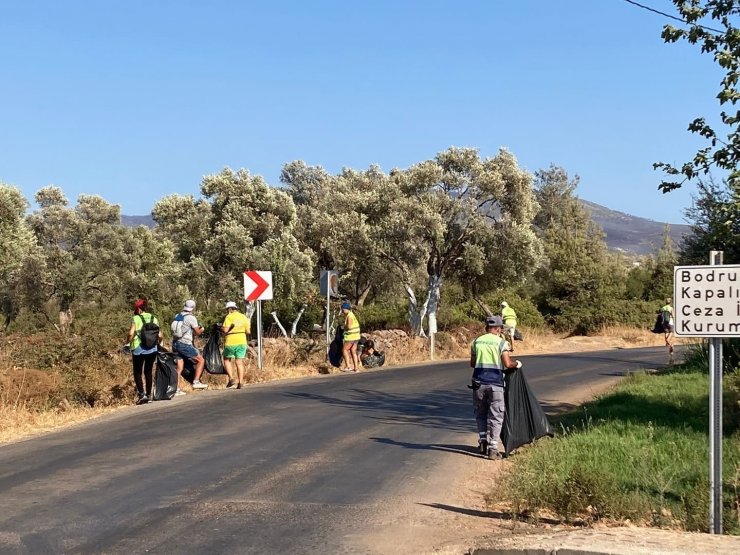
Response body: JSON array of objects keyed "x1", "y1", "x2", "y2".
[
  {"x1": 369, "y1": 436, "x2": 481, "y2": 458},
  {"x1": 418, "y1": 503, "x2": 576, "y2": 526},
  {"x1": 285, "y1": 388, "x2": 472, "y2": 432}
]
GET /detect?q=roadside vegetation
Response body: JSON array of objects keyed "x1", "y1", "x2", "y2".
[{"x1": 493, "y1": 341, "x2": 740, "y2": 534}]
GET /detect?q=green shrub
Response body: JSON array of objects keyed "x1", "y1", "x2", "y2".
[
  {"x1": 354, "y1": 302, "x2": 408, "y2": 330},
  {"x1": 495, "y1": 368, "x2": 740, "y2": 532}
]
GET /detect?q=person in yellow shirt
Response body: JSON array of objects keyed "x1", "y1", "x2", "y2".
[
  {"x1": 221, "y1": 301, "x2": 251, "y2": 389},
  {"x1": 341, "y1": 301, "x2": 361, "y2": 372}
]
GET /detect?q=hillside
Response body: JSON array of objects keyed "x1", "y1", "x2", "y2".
[
  {"x1": 120, "y1": 200, "x2": 692, "y2": 256},
  {"x1": 580, "y1": 199, "x2": 690, "y2": 255}
]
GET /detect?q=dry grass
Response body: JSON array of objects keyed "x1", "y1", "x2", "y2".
[
  {"x1": 0, "y1": 403, "x2": 119, "y2": 444},
  {"x1": 0, "y1": 325, "x2": 682, "y2": 445}
]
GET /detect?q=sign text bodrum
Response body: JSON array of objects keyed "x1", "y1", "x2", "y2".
[{"x1": 673, "y1": 265, "x2": 740, "y2": 337}]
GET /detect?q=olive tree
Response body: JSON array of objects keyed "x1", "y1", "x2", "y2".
[
  {"x1": 655, "y1": 0, "x2": 740, "y2": 203},
  {"x1": 153, "y1": 168, "x2": 315, "y2": 317},
  {"x1": 0, "y1": 184, "x2": 44, "y2": 330},
  {"x1": 369, "y1": 147, "x2": 541, "y2": 336},
  {"x1": 281, "y1": 161, "x2": 400, "y2": 306}
]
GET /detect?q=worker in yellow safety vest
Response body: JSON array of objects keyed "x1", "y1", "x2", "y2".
[
  {"x1": 341, "y1": 301, "x2": 361, "y2": 372},
  {"x1": 470, "y1": 315, "x2": 521, "y2": 460},
  {"x1": 500, "y1": 301, "x2": 518, "y2": 353}
]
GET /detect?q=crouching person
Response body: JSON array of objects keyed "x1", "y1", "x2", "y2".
[{"x1": 470, "y1": 315, "x2": 521, "y2": 460}]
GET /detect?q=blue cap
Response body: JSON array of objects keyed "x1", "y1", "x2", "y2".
[
  {"x1": 485, "y1": 315, "x2": 503, "y2": 327},
  {"x1": 341, "y1": 302, "x2": 351, "y2": 310}
]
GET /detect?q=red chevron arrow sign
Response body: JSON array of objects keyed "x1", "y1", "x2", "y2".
[{"x1": 244, "y1": 270, "x2": 273, "y2": 301}]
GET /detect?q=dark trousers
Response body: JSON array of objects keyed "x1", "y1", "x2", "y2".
[
  {"x1": 132, "y1": 353, "x2": 156, "y2": 396},
  {"x1": 473, "y1": 384, "x2": 505, "y2": 448}
]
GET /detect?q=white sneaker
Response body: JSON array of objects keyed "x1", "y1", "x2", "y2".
[
  {"x1": 174, "y1": 389, "x2": 186, "y2": 396},
  {"x1": 192, "y1": 381, "x2": 208, "y2": 390}
]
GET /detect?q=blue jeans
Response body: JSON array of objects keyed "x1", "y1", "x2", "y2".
[{"x1": 173, "y1": 341, "x2": 199, "y2": 361}]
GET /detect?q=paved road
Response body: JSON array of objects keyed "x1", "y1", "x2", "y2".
[{"x1": 0, "y1": 347, "x2": 674, "y2": 554}]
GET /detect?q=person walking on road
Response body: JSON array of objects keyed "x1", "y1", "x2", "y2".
[
  {"x1": 341, "y1": 301, "x2": 361, "y2": 372},
  {"x1": 661, "y1": 298, "x2": 675, "y2": 356},
  {"x1": 470, "y1": 315, "x2": 521, "y2": 460},
  {"x1": 171, "y1": 299, "x2": 208, "y2": 393},
  {"x1": 221, "y1": 301, "x2": 250, "y2": 389},
  {"x1": 125, "y1": 298, "x2": 162, "y2": 405},
  {"x1": 501, "y1": 301, "x2": 518, "y2": 352}
]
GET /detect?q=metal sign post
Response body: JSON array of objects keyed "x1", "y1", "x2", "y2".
[
  {"x1": 244, "y1": 270, "x2": 274, "y2": 372},
  {"x1": 673, "y1": 252, "x2": 736, "y2": 535},
  {"x1": 320, "y1": 270, "x2": 338, "y2": 359},
  {"x1": 709, "y1": 250, "x2": 724, "y2": 534},
  {"x1": 256, "y1": 300, "x2": 263, "y2": 370}
]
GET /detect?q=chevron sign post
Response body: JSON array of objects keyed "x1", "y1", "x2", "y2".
[
  {"x1": 244, "y1": 270, "x2": 273, "y2": 370},
  {"x1": 244, "y1": 270, "x2": 273, "y2": 301}
]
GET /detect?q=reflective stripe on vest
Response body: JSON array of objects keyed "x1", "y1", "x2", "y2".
[
  {"x1": 472, "y1": 333, "x2": 504, "y2": 370},
  {"x1": 344, "y1": 311, "x2": 361, "y2": 341}
]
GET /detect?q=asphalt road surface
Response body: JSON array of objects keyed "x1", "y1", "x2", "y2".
[{"x1": 0, "y1": 346, "x2": 675, "y2": 554}]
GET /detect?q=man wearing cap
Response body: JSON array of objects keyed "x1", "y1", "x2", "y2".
[
  {"x1": 171, "y1": 299, "x2": 208, "y2": 392},
  {"x1": 221, "y1": 301, "x2": 250, "y2": 389},
  {"x1": 501, "y1": 301, "x2": 518, "y2": 353},
  {"x1": 470, "y1": 315, "x2": 521, "y2": 460},
  {"x1": 341, "y1": 301, "x2": 361, "y2": 372}
]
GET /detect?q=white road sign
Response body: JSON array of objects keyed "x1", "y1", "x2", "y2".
[
  {"x1": 673, "y1": 265, "x2": 740, "y2": 337},
  {"x1": 244, "y1": 270, "x2": 273, "y2": 301}
]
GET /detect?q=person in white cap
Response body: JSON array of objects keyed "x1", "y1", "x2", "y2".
[
  {"x1": 500, "y1": 301, "x2": 518, "y2": 353},
  {"x1": 220, "y1": 301, "x2": 251, "y2": 389},
  {"x1": 171, "y1": 299, "x2": 208, "y2": 392}
]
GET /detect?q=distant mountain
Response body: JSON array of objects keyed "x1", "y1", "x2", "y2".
[
  {"x1": 120, "y1": 200, "x2": 693, "y2": 256},
  {"x1": 121, "y1": 214, "x2": 154, "y2": 228},
  {"x1": 580, "y1": 199, "x2": 691, "y2": 255}
]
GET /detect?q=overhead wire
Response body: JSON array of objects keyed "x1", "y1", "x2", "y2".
[{"x1": 621, "y1": 0, "x2": 724, "y2": 34}]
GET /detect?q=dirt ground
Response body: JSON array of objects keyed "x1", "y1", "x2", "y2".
[{"x1": 355, "y1": 366, "x2": 740, "y2": 555}]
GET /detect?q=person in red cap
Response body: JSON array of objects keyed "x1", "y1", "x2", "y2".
[{"x1": 124, "y1": 298, "x2": 162, "y2": 404}]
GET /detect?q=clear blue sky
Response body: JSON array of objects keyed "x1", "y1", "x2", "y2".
[{"x1": 0, "y1": 0, "x2": 725, "y2": 224}]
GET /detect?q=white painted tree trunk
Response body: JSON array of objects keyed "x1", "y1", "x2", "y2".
[
  {"x1": 426, "y1": 274, "x2": 442, "y2": 335},
  {"x1": 404, "y1": 274, "x2": 442, "y2": 337}
]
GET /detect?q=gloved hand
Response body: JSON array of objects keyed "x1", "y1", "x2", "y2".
[
  {"x1": 515, "y1": 360, "x2": 522, "y2": 369},
  {"x1": 122, "y1": 345, "x2": 131, "y2": 354}
]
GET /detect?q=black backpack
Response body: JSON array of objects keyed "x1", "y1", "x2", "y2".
[{"x1": 137, "y1": 313, "x2": 160, "y2": 350}]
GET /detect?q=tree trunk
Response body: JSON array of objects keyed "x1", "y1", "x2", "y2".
[
  {"x1": 403, "y1": 274, "x2": 442, "y2": 337},
  {"x1": 356, "y1": 283, "x2": 371, "y2": 307},
  {"x1": 58, "y1": 308, "x2": 73, "y2": 335},
  {"x1": 403, "y1": 282, "x2": 426, "y2": 337},
  {"x1": 473, "y1": 296, "x2": 495, "y2": 317},
  {"x1": 425, "y1": 274, "x2": 442, "y2": 335}
]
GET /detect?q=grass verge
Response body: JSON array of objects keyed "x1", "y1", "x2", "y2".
[{"x1": 491, "y1": 365, "x2": 740, "y2": 534}]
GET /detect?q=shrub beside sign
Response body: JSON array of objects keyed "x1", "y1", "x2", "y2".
[{"x1": 673, "y1": 265, "x2": 740, "y2": 337}]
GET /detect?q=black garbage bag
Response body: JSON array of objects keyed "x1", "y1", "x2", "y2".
[
  {"x1": 204, "y1": 326, "x2": 226, "y2": 375},
  {"x1": 651, "y1": 312, "x2": 666, "y2": 334},
  {"x1": 153, "y1": 351, "x2": 179, "y2": 400},
  {"x1": 513, "y1": 329, "x2": 524, "y2": 341},
  {"x1": 328, "y1": 326, "x2": 344, "y2": 368},
  {"x1": 180, "y1": 356, "x2": 196, "y2": 384},
  {"x1": 362, "y1": 352, "x2": 386, "y2": 368},
  {"x1": 501, "y1": 368, "x2": 554, "y2": 456}
]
